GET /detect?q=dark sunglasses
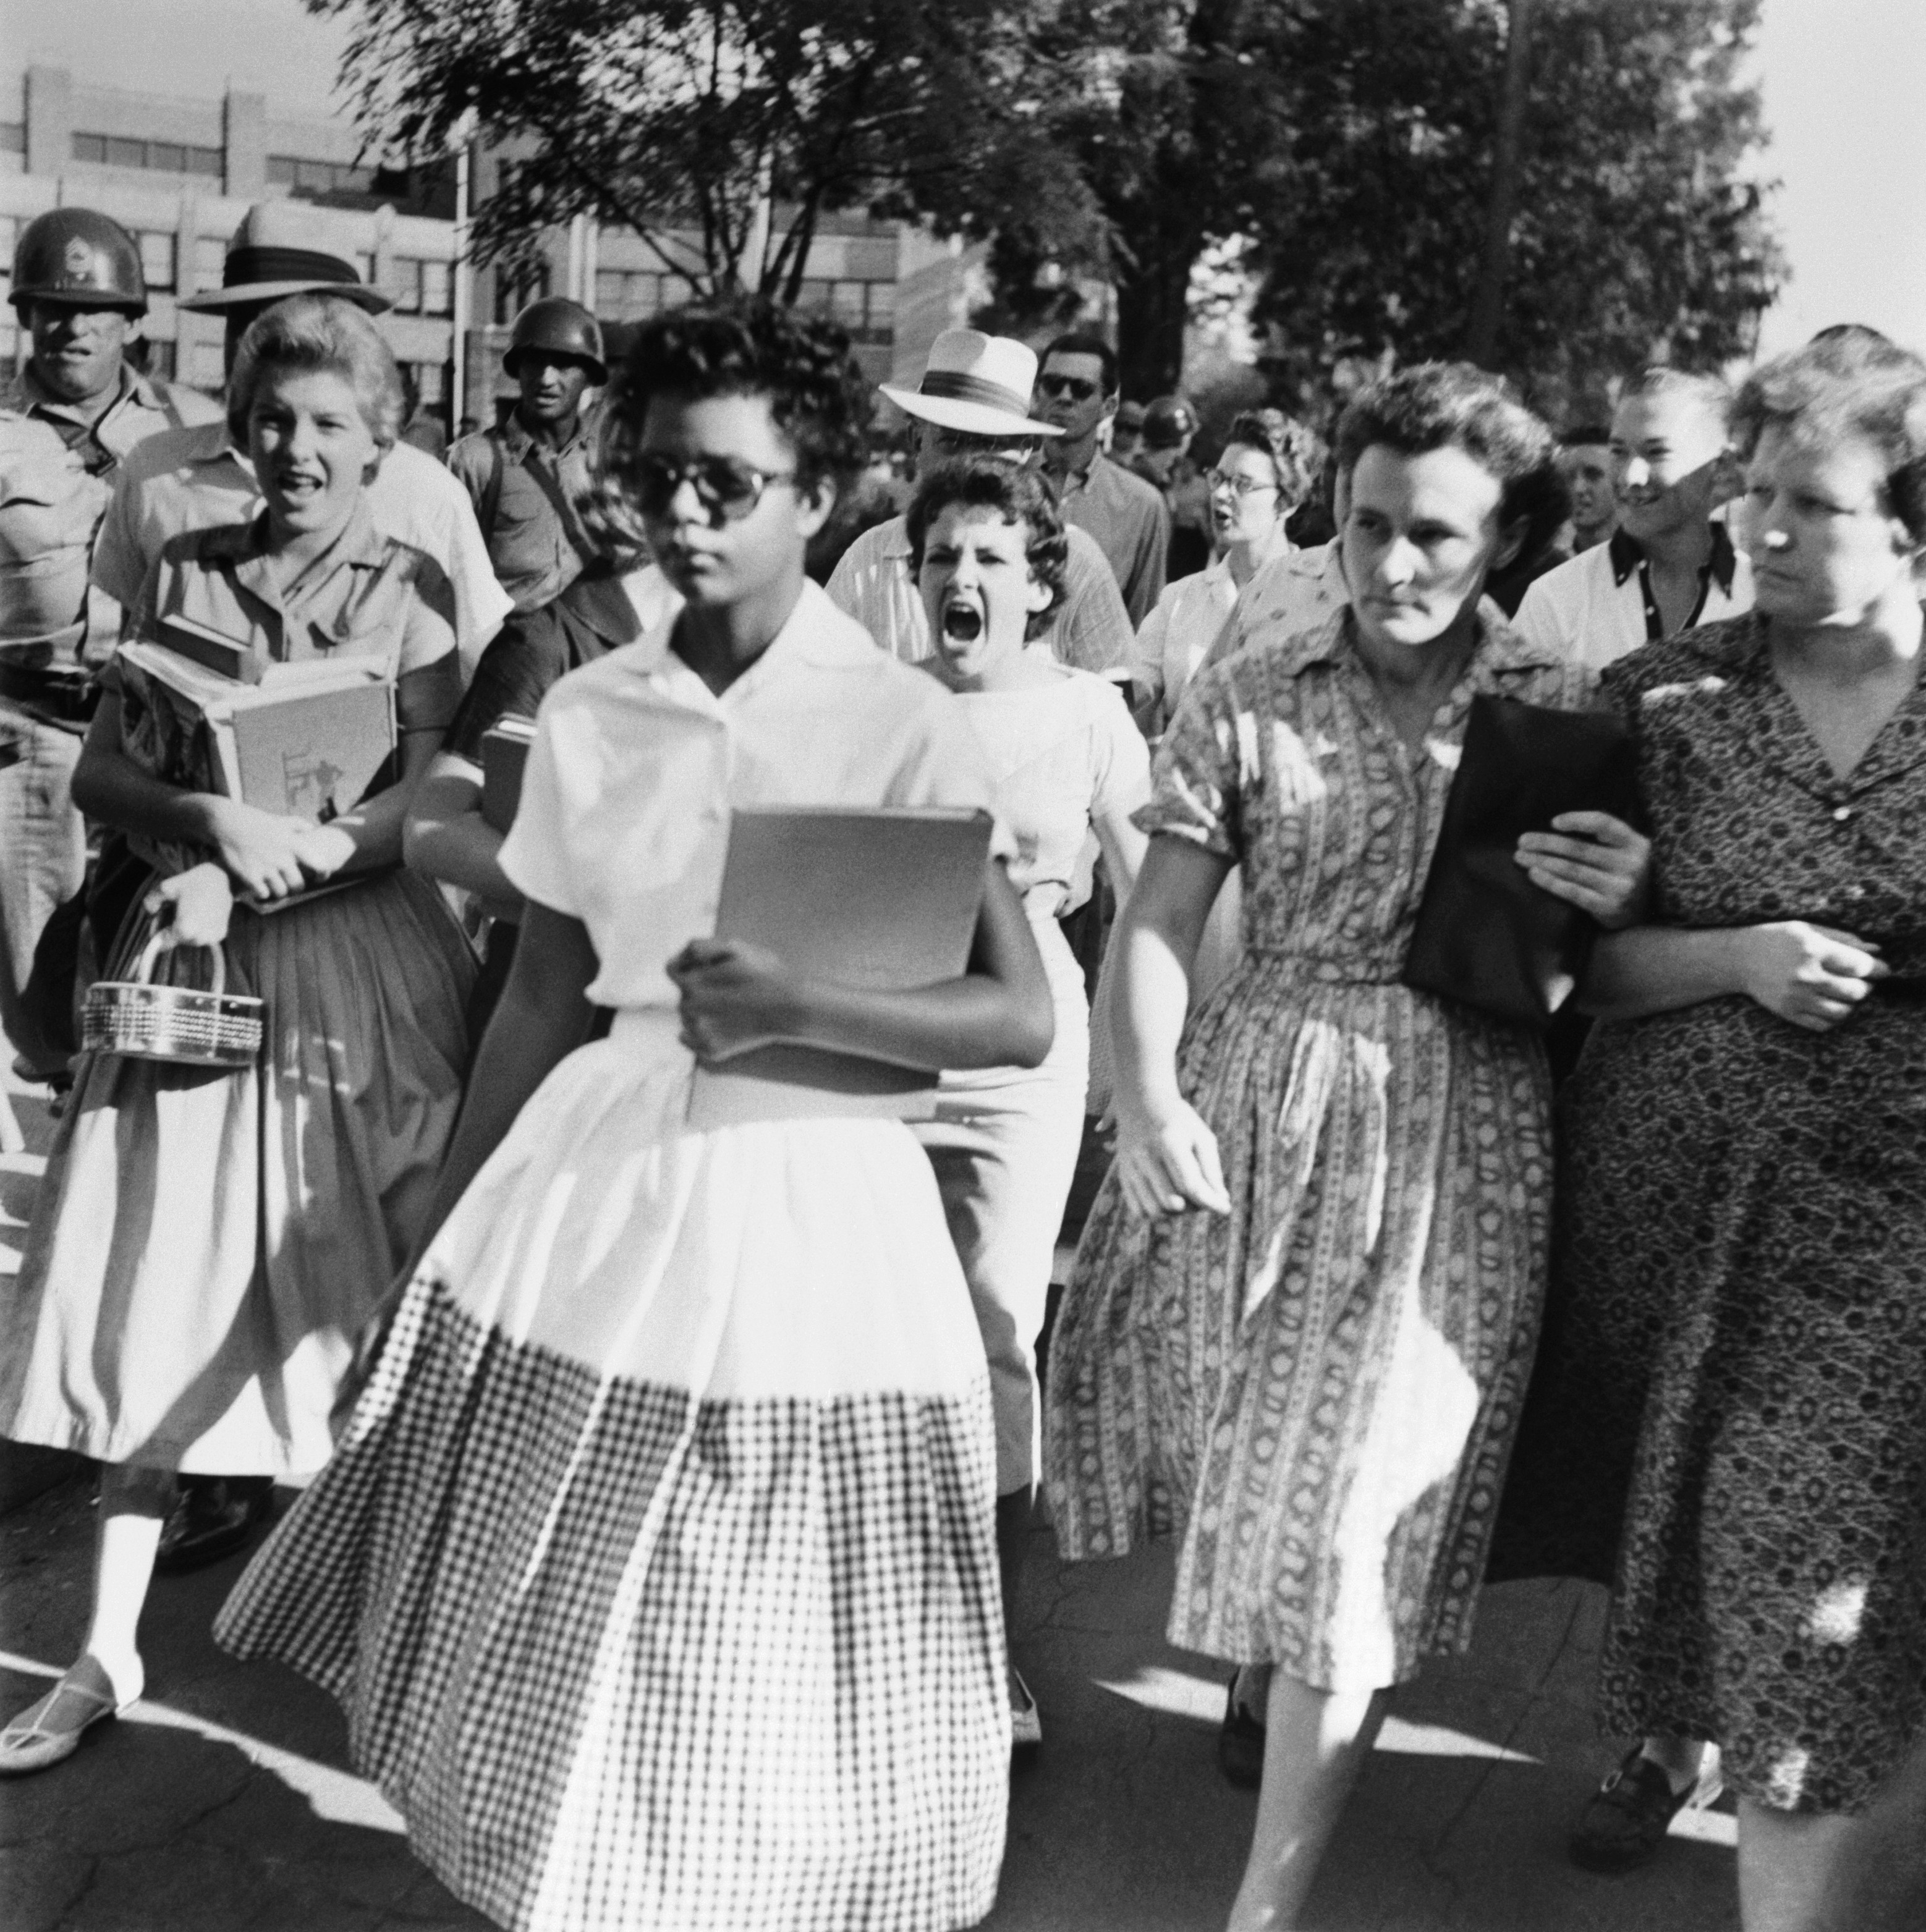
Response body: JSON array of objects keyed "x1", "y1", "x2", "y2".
[
  {"x1": 630, "y1": 452, "x2": 796, "y2": 524},
  {"x1": 1037, "y1": 373, "x2": 1103, "y2": 403}
]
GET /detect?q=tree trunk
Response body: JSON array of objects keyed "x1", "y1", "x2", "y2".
[
  {"x1": 1114, "y1": 247, "x2": 1195, "y2": 400},
  {"x1": 1464, "y1": 0, "x2": 1537, "y2": 368}
]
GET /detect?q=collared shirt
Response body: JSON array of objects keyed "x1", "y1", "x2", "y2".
[
  {"x1": 447, "y1": 413, "x2": 596, "y2": 614},
  {"x1": 1052, "y1": 453, "x2": 1169, "y2": 626},
  {"x1": 93, "y1": 420, "x2": 512, "y2": 677},
  {"x1": 498, "y1": 577, "x2": 1009, "y2": 1012},
  {"x1": 1, "y1": 363, "x2": 224, "y2": 658},
  {"x1": 119, "y1": 501, "x2": 459, "y2": 721},
  {"x1": 825, "y1": 514, "x2": 1134, "y2": 674},
  {"x1": 1129, "y1": 554, "x2": 1237, "y2": 726},
  {"x1": 1197, "y1": 539, "x2": 1349, "y2": 678},
  {"x1": 1512, "y1": 519, "x2": 1752, "y2": 671},
  {"x1": 0, "y1": 362, "x2": 223, "y2": 477}
]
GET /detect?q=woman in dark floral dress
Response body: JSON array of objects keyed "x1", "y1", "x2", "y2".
[{"x1": 1558, "y1": 333, "x2": 1926, "y2": 1931}]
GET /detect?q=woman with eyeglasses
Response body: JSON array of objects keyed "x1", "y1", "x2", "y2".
[
  {"x1": 1129, "y1": 409, "x2": 1326, "y2": 737},
  {"x1": 216, "y1": 302, "x2": 1054, "y2": 1932}
]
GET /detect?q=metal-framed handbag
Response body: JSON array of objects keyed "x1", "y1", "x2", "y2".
[{"x1": 81, "y1": 934, "x2": 264, "y2": 1068}]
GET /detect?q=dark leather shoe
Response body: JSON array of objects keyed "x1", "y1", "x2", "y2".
[
  {"x1": 1569, "y1": 1747, "x2": 1723, "y2": 1873},
  {"x1": 154, "y1": 1477, "x2": 274, "y2": 1575},
  {"x1": 1218, "y1": 1678, "x2": 1266, "y2": 1790}
]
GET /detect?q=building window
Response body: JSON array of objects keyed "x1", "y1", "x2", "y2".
[
  {"x1": 72, "y1": 132, "x2": 221, "y2": 176},
  {"x1": 266, "y1": 154, "x2": 376, "y2": 200},
  {"x1": 790, "y1": 278, "x2": 895, "y2": 346},
  {"x1": 138, "y1": 232, "x2": 177, "y2": 295},
  {"x1": 189, "y1": 340, "x2": 226, "y2": 391},
  {"x1": 193, "y1": 235, "x2": 228, "y2": 294},
  {"x1": 419, "y1": 260, "x2": 452, "y2": 318},
  {"x1": 390, "y1": 261, "x2": 421, "y2": 315},
  {"x1": 493, "y1": 263, "x2": 551, "y2": 326},
  {"x1": 414, "y1": 362, "x2": 448, "y2": 407},
  {"x1": 592, "y1": 269, "x2": 698, "y2": 323}
]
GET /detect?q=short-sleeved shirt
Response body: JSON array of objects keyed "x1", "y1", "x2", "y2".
[
  {"x1": 444, "y1": 563, "x2": 677, "y2": 765},
  {"x1": 1198, "y1": 540, "x2": 1347, "y2": 678},
  {"x1": 499, "y1": 577, "x2": 1011, "y2": 1012},
  {"x1": 1, "y1": 363, "x2": 224, "y2": 661},
  {"x1": 940, "y1": 661, "x2": 1152, "y2": 922},
  {"x1": 119, "y1": 502, "x2": 460, "y2": 722},
  {"x1": 93, "y1": 420, "x2": 512, "y2": 676},
  {"x1": 825, "y1": 513, "x2": 1133, "y2": 674},
  {"x1": 1129, "y1": 554, "x2": 1238, "y2": 724},
  {"x1": 1052, "y1": 453, "x2": 1169, "y2": 627},
  {"x1": 1513, "y1": 521, "x2": 1753, "y2": 672},
  {"x1": 446, "y1": 414, "x2": 598, "y2": 614}
]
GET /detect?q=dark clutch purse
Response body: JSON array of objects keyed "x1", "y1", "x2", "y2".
[{"x1": 1402, "y1": 695, "x2": 1642, "y2": 1030}]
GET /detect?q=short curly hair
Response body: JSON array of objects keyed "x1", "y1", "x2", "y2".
[
  {"x1": 599, "y1": 298, "x2": 872, "y2": 508},
  {"x1": 904, "y1": 457, "x2": 1069, "y2": 643},
  {"x1": 227, "y1": 293, "x2": 405, "y2": 454},
  {"x1": 1733, "y1": 336, "x2": 1926, "y2": 542},
  {"x1": 1335, "y1": 362, "x2": 1566, "y2": 564},
  {"x1": 1223, "y1": 409, "x2": 1326, "y2": 508}
]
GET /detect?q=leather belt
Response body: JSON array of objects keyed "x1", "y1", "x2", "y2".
[{"x1": 0, "y1": 650, "x2": 98, "y2": 727}]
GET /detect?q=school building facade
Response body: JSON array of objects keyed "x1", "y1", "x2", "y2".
[{"x1": 1, "y1": 64, "x2": 977, "y2": 431}]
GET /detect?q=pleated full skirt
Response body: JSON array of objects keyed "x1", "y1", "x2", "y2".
[
  {"x1": 216, "y1": 1013, "x2": 1007, "y2": 1932},
  {"x1": 0, "y1": 870, "x2": 473, "y2": 1477},
  {"x1": 1043, "y1": 958, "x2": 1551, "y2": 1692}
]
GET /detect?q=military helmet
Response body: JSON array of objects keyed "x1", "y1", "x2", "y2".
[
  {"x1": 504, "y1": 297, "x2": 607, "y2": 384},
  {"x1": 1141, "y1": 395, "x2": 1198, "y2": 451},
  {"x1": 11, "y1": 208, "x2": 147, "y2": 316}
]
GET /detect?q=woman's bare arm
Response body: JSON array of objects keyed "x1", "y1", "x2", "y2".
[{"x1": 403, "y1": 753, "x2": 520, "y2": 913}]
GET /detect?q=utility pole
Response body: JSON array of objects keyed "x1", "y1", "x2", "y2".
[{"x1": 1464, "y1": 0, "x2": 1536, "y2": 368}]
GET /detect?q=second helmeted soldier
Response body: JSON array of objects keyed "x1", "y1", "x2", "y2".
[{"x1": 447, "y1": 297, "x2": 606, "y2": 613}]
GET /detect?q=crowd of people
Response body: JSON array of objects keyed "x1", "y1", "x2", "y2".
[{"x1": 0, "y1": 193, "x2": 1920, "y2": 1932}]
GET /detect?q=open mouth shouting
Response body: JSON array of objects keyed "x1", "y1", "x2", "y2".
[{"x1": 941, "y1": 596, "x2": 985, "y2": 644}]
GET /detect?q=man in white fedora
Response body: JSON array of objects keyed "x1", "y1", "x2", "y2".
[
  {"x1": 92, "y1": 201, "x2": 510, "y2": 681},
  {"x1": 826, "y1": 329, "x2": 1132, "y2": 671}
]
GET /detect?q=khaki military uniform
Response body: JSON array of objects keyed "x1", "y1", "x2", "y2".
[{"x1": 0, "y1": 364, "x2": 222, "y2": 1069}]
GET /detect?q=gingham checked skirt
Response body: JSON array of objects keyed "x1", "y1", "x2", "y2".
[{"x1": 217, "y1": 1014, "x2": 1009, "y2": 1932}]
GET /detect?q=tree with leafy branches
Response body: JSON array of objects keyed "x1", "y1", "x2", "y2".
[{"x1": 307, "y1": 0, "x2": 1098, "y2": 299}]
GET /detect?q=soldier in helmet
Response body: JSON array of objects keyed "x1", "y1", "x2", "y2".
[
  {"x1": 0, "y1": 208, "x2": 221, "y2": 1079},
  {"x1": 447, "y1": 295, "x2": 606, "y2": 612}
]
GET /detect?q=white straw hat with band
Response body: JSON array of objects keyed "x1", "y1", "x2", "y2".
[
  {"x1": 179, "y1": 203, "x2": 394, "y2": 315},
  {"x1": 879, "y1": 329, "x2": 1062, "y2": 439}
]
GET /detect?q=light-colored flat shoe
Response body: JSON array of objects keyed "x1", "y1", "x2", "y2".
[{"x1": 0, "y1": 1656, "x2": 133, "y2": 1777}]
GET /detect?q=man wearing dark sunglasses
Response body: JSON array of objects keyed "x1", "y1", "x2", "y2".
[{"x1": 1037, "y1": 334, "x2": 1169, "y2": 626}]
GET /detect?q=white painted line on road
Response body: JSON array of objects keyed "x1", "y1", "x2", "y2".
[{"x1": 0, "y1": 1646, "x2": 404, "y2": 1834}]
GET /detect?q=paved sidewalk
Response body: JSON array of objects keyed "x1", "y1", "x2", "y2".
[{"x1": 1, "y1": 1072, "x2": 1742, "y2": 1931}]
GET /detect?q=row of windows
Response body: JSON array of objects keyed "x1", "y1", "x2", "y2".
[
  {"x1": 72, "y1": 132, "x2": 223, "y2": 176},
  {"x1": 391, "y1": 256, "x2": 454, "y2": 318},
  {"x1": 591, "y1": 270, "x2": 894, "y2": 342},
  {"x1": 266, "y1": 154, "x2": 375, "y2": 198}
]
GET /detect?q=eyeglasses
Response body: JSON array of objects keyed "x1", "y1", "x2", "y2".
[
  {"x1": 1206, "y1": 468, "x2": 1281, "y2": 498},
  {"x1": 1037, "y1": 373, "x2": 1103, "y2": 404},
  {"x1": 630, "y1": 452, "x2": 796, "y2": 524}
]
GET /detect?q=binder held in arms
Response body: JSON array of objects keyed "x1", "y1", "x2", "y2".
[
  {"x1": 479, "y1": 714, "x2": 538, "y2": 833},
  {"x1": 116, "y1": 620, "x2": 397, "y2": 910},
  {"x1": 685, "y1": 806, "x2": 995, "y2": 1131}
]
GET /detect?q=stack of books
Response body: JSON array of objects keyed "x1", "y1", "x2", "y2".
[
  {"x1": 118, "y1": 613, "x2": 396, "y2": 824},
  {"x1": 480, "y1": 714, "x2": 538, "y2": 833}
]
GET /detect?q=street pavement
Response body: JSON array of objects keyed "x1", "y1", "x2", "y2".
[{"x1": 0, "y1": 1069, "x2": 1743, "y2": 1931}]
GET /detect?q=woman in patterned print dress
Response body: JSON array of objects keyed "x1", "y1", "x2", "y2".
[
  {"x1": 1556, "y1": 336, "x2": 1926, "y2": 1932},
  {"x1": 216, "y1": 303, "x2": 1053, "y2": 1932},
  {"x1": 1043, "y1": 363, "x2": 1652, "y2": 1932}
]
